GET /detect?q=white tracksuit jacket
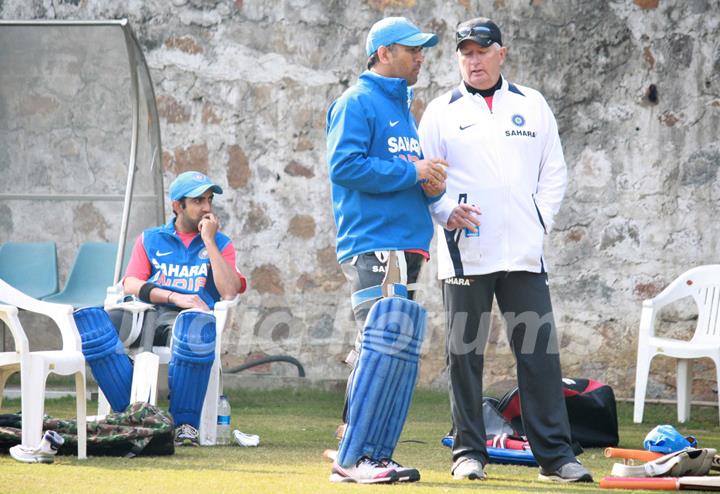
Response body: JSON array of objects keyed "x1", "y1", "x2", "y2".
[{"x1": 418, "y1": 77, "x2": 567, "y2": 280}]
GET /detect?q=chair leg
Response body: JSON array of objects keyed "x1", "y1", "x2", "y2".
[
  {"x1": 714, "y1": 359, "x2": 720, "y2": 426},
  {"x1": 0, "y1": 366, "x2": 19, "y2": 409},
  {"x1": 633, "y1": 347, "x2": 653, "y2": 423},
  {"x1": 130, "y1": 352, "x2": 159, "y2": 405},
  {"x1": 97, "y1": 390, "x2": 111, "y2": 416},
  {"x1": 75, "y1": 371, "x2": 87, "y2": 460},
  {"x1": 677, "y1": 359, "x2": 692, "y2": 423},
  {"x1": 199, "y1": 360, "x2": 220, "y2": 446},
  {"x1": 20, "y1": 357, "x2": 47, "y2": 448}
]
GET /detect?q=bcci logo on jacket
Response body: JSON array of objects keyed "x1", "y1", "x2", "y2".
[{"x1": 506, "y1": 114, "x2": 536, "y2": 138}]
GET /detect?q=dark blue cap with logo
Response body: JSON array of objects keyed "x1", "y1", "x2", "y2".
[
  {"x1": 169, "y1": 171, "x2": 223, "y2": 201},
  {"x1": 366, "y1": 17, "x2": 438, "y2": 57}
]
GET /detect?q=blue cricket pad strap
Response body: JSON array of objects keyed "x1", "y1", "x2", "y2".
[
  {"x1": 440, "y1": 436, "x2": 538, "y2": 466},
  {"x1": 168, "y1": 310, "x2": 216, "y2": 429},
  {"x1": 337, "y1": 297, "x2": 426, "y2": 467},
  {"x1": 487, "y1": 447, "x2": 537, "y2": 466},
  {"x1": 73, "y1": 307, "x2": 132, "y2": 412},
  {"x1": 351, "y1": 284, "x2": 408, "y2": 310}
]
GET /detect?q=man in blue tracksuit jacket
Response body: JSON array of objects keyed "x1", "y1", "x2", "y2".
[{"x1": 325, "y1": 17, "x2": 448, "y2": 484}]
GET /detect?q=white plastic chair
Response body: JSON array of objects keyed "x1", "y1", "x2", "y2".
[
  {"x1": 0, "y1": 279, "x2": 87, "y2": 459},
  {"x1": 633, "y1": 265, "x2": 720, "y2": 424},
  {"x1": 103, "y1": 285, "x2": 239, "y2": 445}
]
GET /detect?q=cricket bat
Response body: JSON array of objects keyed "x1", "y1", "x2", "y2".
[
  {"x1": 605, "y1": 448, "x2": 720, "y2": 471},
  {"x1": 600, "y1": 476, "x2": 720, "y2": 491},
  {"x1": 322, "y1": 448, "x2": 338, "y2": 463}
]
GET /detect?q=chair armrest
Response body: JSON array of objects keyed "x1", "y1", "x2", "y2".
[
  {"x1": 104, "y1": 300, "x2": 156, "y2": 348},
  {"x1": 214, "y1": 295, "x2": 240, "y2": 311},
  {"x1": 0, "y1": 279, "x2": 80, "y2": 351},
  {"x1": 650, "y1": 270, "x2": 700, "y2": 308},
  {"x1": 104, "y1": 300, "x2": 155, "y2": 314}
]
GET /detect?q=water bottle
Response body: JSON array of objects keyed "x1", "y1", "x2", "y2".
[{"x1": 217, "y1": 395, "x2": 231, "y2": 445}]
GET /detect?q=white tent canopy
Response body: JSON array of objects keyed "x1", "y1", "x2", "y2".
[{"x1": 0, "y1": 19, "x2": 164, "y2": 283}]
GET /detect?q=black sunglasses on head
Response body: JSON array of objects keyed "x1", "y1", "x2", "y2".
[{"x1": 455, "y1": 25, "x2": 495, "y2": 43}]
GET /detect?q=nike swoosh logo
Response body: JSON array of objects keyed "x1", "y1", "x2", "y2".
[
  {"x1": 155, "y1": 250, "x2": 173, "y2": 257},
  {"x1": 389, "y1": 120, "x2": 399, "y2": 127},
  {"x1": 459, "y1": 123, "x2": 476, "y2": 130}
]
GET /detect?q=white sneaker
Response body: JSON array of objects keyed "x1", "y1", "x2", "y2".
[
  {"x1": 233, "y1": 429, "x2": 260, "y2": 447},
  {"x1": 174, "y1": 424, "x2": 199, "y2": 447},
  {"x1": 10, "y1": 430, "x2": 65, "y2": 464},
  {"x1": 330, "y1": 456, "x2": 398, "y2": 484},
  {"x1": 452, "y1": 457, "x2": 486, "y2": 480},
  {"x1": 538, "y1": 461, "x2": 593, "y2": 482}
]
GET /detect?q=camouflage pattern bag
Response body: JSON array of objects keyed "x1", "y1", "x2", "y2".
[{"x1": 0, "y1": 402, "x2": 174, "y2": 457}]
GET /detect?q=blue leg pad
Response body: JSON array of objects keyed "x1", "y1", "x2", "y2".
[
  {"x1": 337, "y1": 297, "x2": 426, "y2": 467},
  {"x1": 168, "y1": 311, "x2": 216, "y2": 428},
  {"x1": 73, "y1": 307, "x2": 132, "y2": 412}
]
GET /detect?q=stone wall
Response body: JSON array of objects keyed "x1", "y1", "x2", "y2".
[{"x1": 1, "y1": 0, "x2": 719, "y2": 399}]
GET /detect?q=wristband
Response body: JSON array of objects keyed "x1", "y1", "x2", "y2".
[
  {"x1": 138, "y1": 282, "x2": 156, "y2": 303},
  {"x1": 167, "y1": 292, "x2": 173, "y2": 305}
]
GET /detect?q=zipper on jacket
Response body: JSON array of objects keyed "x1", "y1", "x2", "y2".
[
  {"x1": 532, "y1": 195, "x2": 547, "y2": 273},
  {"x1": 498, "y1": 108, "x2": 511, "y2": 271},
  {"x1": 486, "y1": 85, "x2": 511, "y2": 271},
  {"x1": 532, "y1": 194, "x2": 547, "y2": 234}
]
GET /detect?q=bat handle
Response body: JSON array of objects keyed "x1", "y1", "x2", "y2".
[{"x1": 603, "y1": 447, "x2": 664, "y2": 462}]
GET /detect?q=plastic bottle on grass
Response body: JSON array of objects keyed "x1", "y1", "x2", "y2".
[{"x1": 217, "y1": 395, "x2": 231, "y2": 445}]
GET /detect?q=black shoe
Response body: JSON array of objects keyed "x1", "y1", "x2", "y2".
[{"x1": 379, "y1": 458, "x2": 420, "y2": 482}]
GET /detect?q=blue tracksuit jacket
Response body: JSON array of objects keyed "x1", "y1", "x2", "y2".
[{"x1": 326, "y1": 70, "x2": 441, "y2": 263}]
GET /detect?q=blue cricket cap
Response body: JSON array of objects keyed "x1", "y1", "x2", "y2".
[
  {"x1": 169, "y1": 171, "x2": 223, "y2": 201},
  {"x1": 366, "y1": 17, "x2": 438, "y2": 57},
  {"x1": 643, "y1": 424, "x2": 698, "y2": 454}
]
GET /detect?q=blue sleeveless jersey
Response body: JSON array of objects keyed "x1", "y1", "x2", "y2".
[{"x1": 142, "y1": 219, "x2": 232, "y2": 309}]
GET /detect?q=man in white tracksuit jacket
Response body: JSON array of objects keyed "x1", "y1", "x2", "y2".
[{"x1": 418, "y1": 17, "x2": 593, "y2": 483}]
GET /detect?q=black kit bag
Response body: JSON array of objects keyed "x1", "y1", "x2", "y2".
[{"x1": 496, "y1": 377, "x2": 619, "y2": 447}]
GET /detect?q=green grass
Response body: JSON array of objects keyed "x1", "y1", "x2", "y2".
[{"x1": 1, "y1": 389, "x2": 719, "y2": 493}]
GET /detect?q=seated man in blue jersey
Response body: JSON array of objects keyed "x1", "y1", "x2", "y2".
[{"x1": 109, "y1": 170, "x2": 246, "y2": 446}]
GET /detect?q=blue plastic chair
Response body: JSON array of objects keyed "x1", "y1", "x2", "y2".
[
  {"x1": 0, "y1": 241, "x2": 59, "y2": 299},
  {"x1": 43, "y1": 242, "x2": 120, "y2": 308}
]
